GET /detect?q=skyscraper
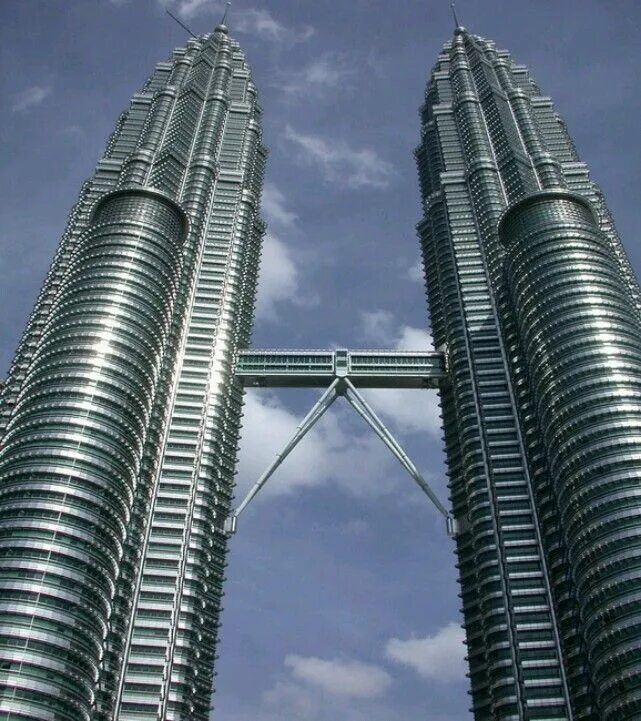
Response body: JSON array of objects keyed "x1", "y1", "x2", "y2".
[
  {"x1": 0, "y1": 22, "x2": 265, "y2": 721},
  {"x1": 416, "y1": 24, "x2": 641, "y2": 721},
  {"x1": 3, "y1": 9, "x2": 641, "y2": 721}
]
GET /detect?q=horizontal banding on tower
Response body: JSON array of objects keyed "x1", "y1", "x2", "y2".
[
  {"x1": 500, "y1": 190, "x2": 641, "y2": 719},
  {"x1": 0, "y1": 188, "x2": 186, "y2": 721},
  {"x1": 91, "y1": 186, "x2": 189, "y2": 236}
]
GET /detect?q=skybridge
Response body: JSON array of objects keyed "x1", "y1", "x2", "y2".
[
  {"x1": 229, "y1": 348, "x2": 457, "y2": 537},
  {"x1": 234, "y1": 348, "x2": 447, "y2": 389}
]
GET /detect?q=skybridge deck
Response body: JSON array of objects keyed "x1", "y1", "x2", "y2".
[{"x1": 234, "y1": 348, "x2": 447, "y2": 389}]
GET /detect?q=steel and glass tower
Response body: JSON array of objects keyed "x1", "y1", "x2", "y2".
[
  {"x1": 416, "y1": 24, "x2": 641, "y2": 721},
  {"x1": 0, "y1": 22, "x2": 265, "y2": 721}
]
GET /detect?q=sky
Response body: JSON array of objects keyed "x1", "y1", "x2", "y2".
[{"x1": 1, "y1": 1, "x2": 641, "y2": 720}]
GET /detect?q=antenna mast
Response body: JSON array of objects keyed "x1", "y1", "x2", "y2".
[
  {"x1": 166, "y1": 9, "x2": 197, "y2": 38},
  {"x1": 450, "y1": 1, "x2": 461, "y2": 28}
]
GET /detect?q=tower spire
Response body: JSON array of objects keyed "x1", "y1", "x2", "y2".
[
  {"x1": 215, "y1": 2, "x2": 231, "y2": 35},
  {"x1": 221, "y1": 2, "x2": 231, "y2": 25},
  {"x1": 450, "y1": 1, "x2": 461, "y2": 29}
]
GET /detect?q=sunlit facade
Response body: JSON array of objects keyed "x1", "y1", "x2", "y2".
[
  {"x1": 416, "y1": 26, "x2": 641, "y2": 720},
  {"x1": 0, "y1": 24, "x2": 265, "y2": 721}
]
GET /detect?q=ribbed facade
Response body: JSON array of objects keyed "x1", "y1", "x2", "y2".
[
  {"x1": 417, "y1": 27, "x2": 641, "y2": 721},
  {"x1": 0, "y1": 24, "x2": 266, "y2": 721}
]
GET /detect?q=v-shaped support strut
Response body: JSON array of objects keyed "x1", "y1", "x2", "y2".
[{"x1": 225, "y1": 379, "x2": 458, "y2": 537}]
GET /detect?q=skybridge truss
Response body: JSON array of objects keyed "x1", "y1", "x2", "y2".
[{"x1": 229, "y1": 348, "x2": 458, "y2": 536}]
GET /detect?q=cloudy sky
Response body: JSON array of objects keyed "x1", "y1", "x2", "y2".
[{"x1": 2, "y1": 1, "x2": 641, "y2": 719}]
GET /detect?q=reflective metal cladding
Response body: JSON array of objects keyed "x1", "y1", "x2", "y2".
[
  {"x1": 0, "y1": 24, "x2": 266, "y2": 721},
  {"x1": 417, "y1": 26, "x2": 641, "y2": 721}
]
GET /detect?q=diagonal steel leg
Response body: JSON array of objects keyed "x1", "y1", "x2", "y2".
[
  {"x1": 226, "y1": 379, "x2": 341, "y2": 533},
  {"x1": 343, "y1": 379, "x2": 450, "y2": 520}
]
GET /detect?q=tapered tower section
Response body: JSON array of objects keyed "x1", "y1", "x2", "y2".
[
  {"x1": 0, "y1": 23, "x2": 266, "y2": 721},
  {"x1": 417, "y1": 26, "x2": 641, "y2": 721}
]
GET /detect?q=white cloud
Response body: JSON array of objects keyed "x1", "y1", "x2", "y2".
[
  {"x1": 362, "y1": 386, "x2": 442, "y2": 437},
  {"x1": 385, "y1": 622, "x2": 466, "y2": 683},
  {"x1": 284, "y1": 655, "x2": 392, "y2": 698},
  {"x1": 359, "y1": 310, "x2": 432, "y2": 351},
  {"x1": 341, "y1": 518, "x2": 369, "y2": 536},
  {"x1": 12, "y1": 85, "x2": 52, "y2": 113},
  {"x1": 62, "y1": 124, "x2": 84, "y2": 137},
  {"x1": 360, "y1": 309, "x2": 395, "y2": 343},
  {"x1": 395, "y1": 326, "x2": 433, "y2": 352},
  {"x1": 262, "y1": 681, "x2": 317, "y2": 719},
  {"x1": 157, "y1": 0, "x2": 221, "y2": 20},
  {"x1": 254, "y1": 183, "x2": 313, "y2": 322},
  {"x1": 228, "y1": 675, "x2": 465, "y2": 721},
  {"x1": 258, "y1": 677, "x2": 416, "y2": 721},
  {"x1": 358, "y1": 310, "x2": 441, "y2": 437},
  {"x1": 407, "y1": 260, "x2": 424, "y2": 283},
  {"x1": 262, "y1": 183, "x2": 297, "y2": 228},
  {"x1": 235, "y1": 8, "x2": 314, "y2": 44},
  {"x1": 284, "y1": 126, "x2": 396, "y2": 190},
  {"x1": 255, "y1": 182, "x2": 325, "y2": 323},
  {"x1": 158, "y1": 1, "x2": 313, "y2": 43},
  {"x1": 255, "y1": 234, "x2": 300, "y2": 321},
  {"x1": 275, "y1": 56, "x2": 351, "y2": 97}
]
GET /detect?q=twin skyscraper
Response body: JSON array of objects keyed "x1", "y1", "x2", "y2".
[{"x1": 1, "y1": 16, "x2": 640, "y2": 721}]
